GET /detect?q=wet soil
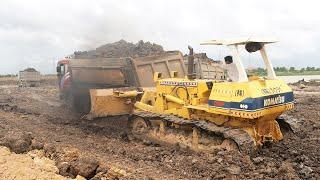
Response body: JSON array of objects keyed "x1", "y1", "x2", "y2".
[{"x1": 0, "y1": 79, "x2": 319, "y2": 179}]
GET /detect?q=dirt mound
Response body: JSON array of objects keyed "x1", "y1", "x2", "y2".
[
  {"x1": 184, "y1": 52, "x2": 220, "y2": 63},
  {"x1": 290, "y1": 79, "x2": 320, "y2": 86},
  {"x1": 44, "y1": 144, "x2": 108, "y2": 179},
  {"x1": 70, "y1": 156, "x2": 99, "y2": 178},
  {"x1": 23, "y1": 67, "x2": 38, "y2": 72},
  {"x1": 0, "y1": 146, "x2": 73, "y2": 180},
  {"x1": 1, "y1": 130, "x2": 33, "y2": 153},
  {"x1": 74, "y1": 40, "x2": 164, "y2": 59}
]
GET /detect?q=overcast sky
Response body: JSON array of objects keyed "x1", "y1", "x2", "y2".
[{"x1": 0, "y1": 0, "x2": 319, "y2": 74}]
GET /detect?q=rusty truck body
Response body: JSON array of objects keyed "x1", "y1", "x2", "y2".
[{"x1": 57, "y1": 51, "x2": 188, "y2": 115}]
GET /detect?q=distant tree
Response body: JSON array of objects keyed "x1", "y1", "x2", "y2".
[
  {"x1": 248, "y1": 67, "x2": 267, "y2": 76},
  {"x1": 289, "y1": 67, "x2": 295, "y2": 72},
  {"x1": 276, "y1": 67, "x2": 288, "y2": 72},
  {"x1": 274, "y1": 67, "x2": 279, "y2": 71},
  {"x1": 300, "y1": 68, "x2": 305, "y2": 72}
]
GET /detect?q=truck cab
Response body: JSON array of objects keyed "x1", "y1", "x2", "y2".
[{"x1": 56, "y1": 59, "x2": 71, "y2": 95}]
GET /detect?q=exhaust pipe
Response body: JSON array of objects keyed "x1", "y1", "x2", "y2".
[{"x1": 187, "y1": 45, "x2": 196, "y2": 80}]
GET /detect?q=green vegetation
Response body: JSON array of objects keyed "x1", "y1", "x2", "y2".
[
  {"x1": 248, "y1": 67, "x2": 320, "y2": 76},
  {"x1": 0, "y1": 74, "x2": 17, "y2": 77}
]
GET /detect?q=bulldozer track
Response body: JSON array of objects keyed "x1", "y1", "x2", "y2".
[{"x1": 132, "y1": 111, "x2": 255, "y2": 154}]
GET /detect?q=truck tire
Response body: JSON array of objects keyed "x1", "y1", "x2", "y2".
[{"x1": 72, "y1": 93, "x2": 91, "y2": 115}]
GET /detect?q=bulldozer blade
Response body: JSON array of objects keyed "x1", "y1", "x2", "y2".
[{"x1": 87, "y1": 89, "x2": 135, "y2": 119}]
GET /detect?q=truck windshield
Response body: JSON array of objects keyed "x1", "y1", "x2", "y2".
[{"x1": 57, "y1": 64, "x2": 67, "y2": 75}]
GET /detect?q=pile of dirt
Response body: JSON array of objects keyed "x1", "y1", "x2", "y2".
[
  {"x1": 0, "y1": 146, "x2": 77, "y2": 180},
  {"x1": 74, "y1": 40, "x2": 164, "y2": 59},
  {"x1": 0, "y1": 127, "x2": 107, "y2": 179},
  {"x1": 1, "y1": 130, "x2": 34, "y2": 153},
  {"x1": 44, "y1": 144, "x2": 110, "y2": 179},
  {"x1": 22, "y1": 68, "x2": 38, "y2": 72},
  {"x1": 184, "y1": 52, "x2": 220, "y2": 63},
  {"x1": 290, "y1": 79, "x2": 320, "y2": 87}
]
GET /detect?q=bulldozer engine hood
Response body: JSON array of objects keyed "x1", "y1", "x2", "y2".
[
  {"x1": 208, "y1": 91, "x2": 293, "y2": 111},
  {"x1": 207, "y1": 79, "x2": 294, "y2": 118}
]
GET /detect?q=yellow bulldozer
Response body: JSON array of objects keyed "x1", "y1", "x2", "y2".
[
  {"x1": 59, "y1": 38, "x2": 296, "y2": 153},
  {"x1": 131, "y1": 39, "x2": 295, "y2": 153}
]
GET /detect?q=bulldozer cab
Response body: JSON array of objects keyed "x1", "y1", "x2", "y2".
[{"x1": 201, "y1": 38, "x2": 278, "y2": 82}]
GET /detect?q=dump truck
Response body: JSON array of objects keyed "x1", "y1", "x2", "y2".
[
  {"x1": 18, "y1": 68, "x2": 41, "y2": 87},
  {"x1": 57, "y1": 51, "x2": 209, "y2": 116}
]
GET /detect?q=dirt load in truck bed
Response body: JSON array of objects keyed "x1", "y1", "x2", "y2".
[
  {"x1": 22, "y1": 68, "x2": 38, "y2": 72},
  {"x1": 74, "y1": 40, "x2": 164, "y2": 59}
]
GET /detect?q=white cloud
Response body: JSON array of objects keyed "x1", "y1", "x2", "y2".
[{"x1": 0, "y1": 0, "x2": 319, "y2": 74}]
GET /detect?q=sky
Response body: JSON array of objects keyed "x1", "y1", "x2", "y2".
[{"x1": 0, "y1": 0, "x2": 319, "y2": 74}]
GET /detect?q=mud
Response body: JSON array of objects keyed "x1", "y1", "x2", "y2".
[{"x1": 0, "y1": 77, "x2": 319, "y2": 179}]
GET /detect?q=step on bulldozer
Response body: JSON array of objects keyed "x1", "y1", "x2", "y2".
[{"x1": 130, "y1": 38, "x2": 295, "y2": 153}]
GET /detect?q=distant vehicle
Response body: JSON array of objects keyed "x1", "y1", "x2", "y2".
[{"x1": 18, "y1": 68, "x2": 41, "y2": 87}]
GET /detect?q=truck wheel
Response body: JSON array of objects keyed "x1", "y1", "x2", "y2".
[
  {"x1": 72, "y1": 94, "x2": 91, "y2": 115},
  {"x1": 73, "y1": 97, "x2": 82, "y2": 113}
]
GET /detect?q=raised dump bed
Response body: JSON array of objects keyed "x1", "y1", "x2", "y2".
[
  {"x1": 184, "y1": 53, "x2": 225, "y2": 80},
  {"x1": 69, "y1": 51, "x2": 187, "y2": 89},
  {"x1": 58, "y1": 51, "x2": 187, "y2": 114}
]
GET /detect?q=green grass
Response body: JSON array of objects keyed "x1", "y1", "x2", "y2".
[
  {"x1": 248, "y1": 70, "x2": 320, "y2": 77},
  {"x1": 275, "y1": 71, "x2": 320, "y2": 76}
]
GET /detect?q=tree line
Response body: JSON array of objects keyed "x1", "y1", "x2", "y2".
[
  {"x1": 273, "y1": 67, "x2": 320, "y2": 72},
  {"x1": 248, "y1": 66, "x2": 320, "y2": 76}
]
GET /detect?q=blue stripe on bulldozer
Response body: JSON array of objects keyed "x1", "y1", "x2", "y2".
[{"x1": 208, "y1": 92, "x2": 294, "y2": 111}]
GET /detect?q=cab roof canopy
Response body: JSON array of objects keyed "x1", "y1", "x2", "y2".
[{"x1": 200, "y1": 38, "x2": 278, "y2": 46}]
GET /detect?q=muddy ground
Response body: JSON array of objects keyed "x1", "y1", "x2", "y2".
[{"x1": 0, "y1": 77, "x2": 319, "y2": 179}]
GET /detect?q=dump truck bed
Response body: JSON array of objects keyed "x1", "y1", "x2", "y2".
[
  {"x1": 19, "y1": 71, "x2": 41, "y2": 81},
  {"x1": 70, "y1": 58, "x2": 130, "y2": 88},
  {"x1": 184, "y1": 57, "x2": 225, "y2": 80},
  {"x1": 131, "y1": 51, "x2": 187, "y2": 87},
  {"x1": 18, "y1": 71, "x2": 41, "y2": 87},
  {"x1": 68, "y1": 51, "x2": 187, "y2": 114},
  {"x1": 69, "y1": 51, "x2": 187, "y2": 89}
]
